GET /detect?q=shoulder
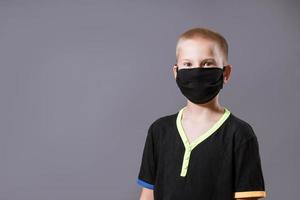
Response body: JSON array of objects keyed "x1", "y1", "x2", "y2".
[
  {"x1": 147, "y1": 112, "x2": 178, "y2": 137},
  {"x1": 229, "y1": 112, "x2": 258, "y2": 148}
]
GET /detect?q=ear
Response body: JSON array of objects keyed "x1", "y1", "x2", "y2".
[
  {"x1": 172, "y1": 64, "x2": 178, "y2": 79},
  {"x1": 223, "y1": 64, "x2": 232, "y2": 84}
]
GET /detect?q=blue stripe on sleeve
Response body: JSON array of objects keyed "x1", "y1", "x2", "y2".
[{"x1": 136, "y1": 179, "x2": 154, "y2": 190}]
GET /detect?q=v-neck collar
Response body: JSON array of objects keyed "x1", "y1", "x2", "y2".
[
  {"x1": 176, "y1": 106, "x2": 231, "y2": 151},
  {"x1": 175, "y1": 106, "x2": 231, "y2": 177}
]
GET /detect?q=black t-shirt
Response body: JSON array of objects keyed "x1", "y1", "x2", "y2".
[{"x1": 136, "y1": 106, "x2": 266, "y2": 200}]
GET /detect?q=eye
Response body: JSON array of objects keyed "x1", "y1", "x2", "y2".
[
  {"x1": 183, "y1": 62, "x2": 192, "y2": 67},
  {"x1": 203, "y1": 61, "x2": 216, "y2": 67},
  {"x1": 204, "y1": 62, "x2": 213, "y2": 66}
]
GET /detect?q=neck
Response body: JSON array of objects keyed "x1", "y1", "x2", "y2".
[{"x1": 184, "y1": 96, "x2": 224, "y2": 118}]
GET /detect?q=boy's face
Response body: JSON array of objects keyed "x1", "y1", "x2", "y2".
[{"x1": 173, "y1": 37, "x2": 231, "y2": 83}]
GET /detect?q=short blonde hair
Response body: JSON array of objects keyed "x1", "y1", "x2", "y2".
[{"x1": 175, "y1": 27, "x2": 229, "y2": 65}]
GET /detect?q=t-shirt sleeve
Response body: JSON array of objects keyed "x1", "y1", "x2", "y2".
[
  {"x1": 136, "y1": 123, "x2": 157, "y2": 190},
  {"x1": 233, "y1": 134, "x2": 267, "y2": 199}
]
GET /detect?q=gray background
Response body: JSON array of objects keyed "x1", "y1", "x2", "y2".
[{"x1": 1, "y1": 0, "x2": 299, "y2": 199}]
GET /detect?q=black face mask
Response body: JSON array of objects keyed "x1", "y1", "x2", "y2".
[{"x1": 175, "y1": 66, "x2": 226, "y2": 104}]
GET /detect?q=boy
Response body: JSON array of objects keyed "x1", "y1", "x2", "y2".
[{"x1": 136, "y1": 27, "x2": 267, "y2": 200}]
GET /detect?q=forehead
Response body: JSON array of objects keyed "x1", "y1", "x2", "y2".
[{"x1": 177, "y1": 38, "x2": 222, "y2": 60}]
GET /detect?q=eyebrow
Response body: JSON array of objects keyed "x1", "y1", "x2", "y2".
[
  {"x1": 181, "y1": 58, "x2": 192, "y2": 61},
  {"x1": 202, "y1": 58, "x2": 217, "y2": 63},
  {"x1": 181, "y1": 58, "x2": 217, "y2": 63}
]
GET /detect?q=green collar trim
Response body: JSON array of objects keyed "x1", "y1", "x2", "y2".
[
  {"x1": 176, "y1": 106, "x2": 231, "y2": 177},
  {"x1": 176, "y1": 106, "x2": 231, "y2": 150}
]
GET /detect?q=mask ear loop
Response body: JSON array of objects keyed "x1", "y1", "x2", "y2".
[{"x1": 222, "y1": 65, "x2": 227, "y2": 84}]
